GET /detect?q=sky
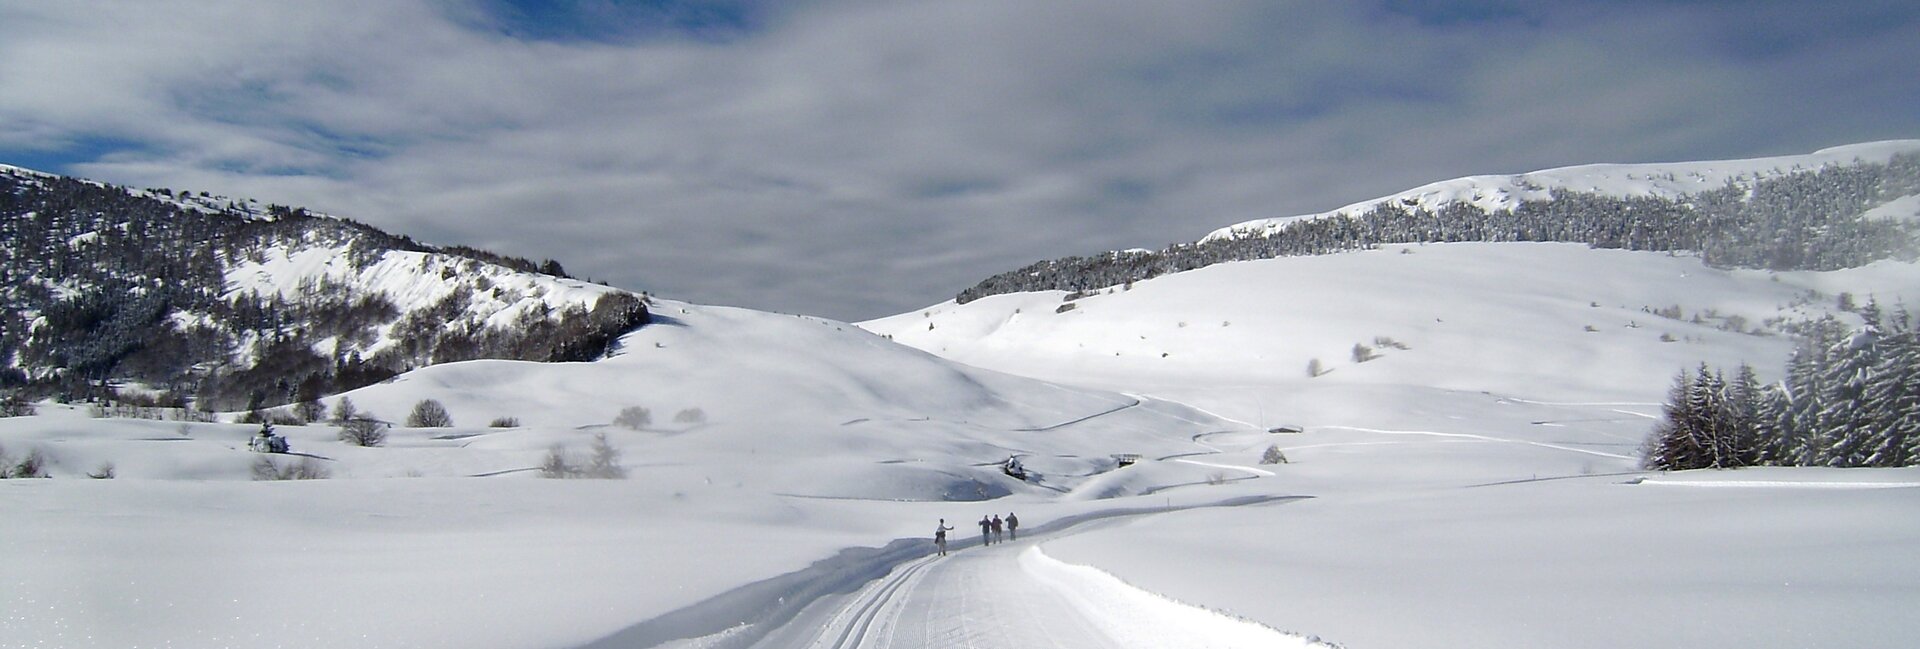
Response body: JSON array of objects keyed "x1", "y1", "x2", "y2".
[{"x1": 2, "y1": 0, "x2": 1917, "y2": 321}]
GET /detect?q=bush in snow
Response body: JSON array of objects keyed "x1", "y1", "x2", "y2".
[
  {"x1": 1261, "y1": 445, "x2": 1289, "y2": 465},
  {"x1": 294, "y1": 399, "x2": 326, "y2": 423},
  {"x1": 7, "y1": 448, "x2": 50, "y2": 478},
  {"x1": 338, "y1": 416, "x2": 389, "y2": 447},
  {"x1": 489, "y1": 416, "x2": 520, "y2": 428},
  {"x1": 585, "y1": 433, "x2": 627, "y2": 479},
  {"x1": 331, "y1": 397, "x2": 358, "y2": 425},
  {"x1": 407, "y1": 399, "x2": 453, "y2": 427},
  {"x1": 251, "y1": 456, "x2": 330, "y2": 480},
  {"x1": 1306, "y1": 358, "x2": 1326, "y2": 378},
  {"x1": 540, "y1": 433, "x2": 627, "y2": 479},
  {"x1": 1352, "y1": 343, "x2": 1379, "y2": 363},
  {"x1": 88, "y1": 462, "x2": 116, "y2": 479},
  {"x1": 1, "y1": 392, "x2": 36, "y2": 417},
  {"x1": 539, "y1": 444, "x2": 576, "y2": 478},
  {"x1": 673, "y1": 408, "x2": 707, "y2": 425},
  {"x1": 614, "y1": 406, "x2": 651, "y2": 430}
]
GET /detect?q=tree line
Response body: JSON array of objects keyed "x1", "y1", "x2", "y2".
[
  {"x1": 958, "y1": 153, "x2": 1920, "y2": 303},
  {"x1": 1643, "y1": 303, "x2": 1920, "y2": 470}
]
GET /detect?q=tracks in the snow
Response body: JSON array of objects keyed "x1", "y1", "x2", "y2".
[{"x1": 810, "y1": 553, "x2": 937, "y2": 649}]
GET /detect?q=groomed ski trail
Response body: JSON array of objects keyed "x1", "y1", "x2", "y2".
[{"x1": 795, "y1": 535, "x2": 1318, "y2": 649}]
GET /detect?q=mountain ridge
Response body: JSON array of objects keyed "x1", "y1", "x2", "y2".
[{"x1": 954, "y1": 140, "x2": 1920, "y2": 305}]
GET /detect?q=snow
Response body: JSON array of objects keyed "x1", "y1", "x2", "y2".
[
  {"x1": 1863, "y1": 193, "x2": 1920, "y2": 222},
  {"x1": 1203, "y1": 139, "x2": 1920, "y2": 242},
  {"x1": 6, "y1": 241, "x2": 1920, "y2": 646},
  {"x1": 221, "y1": 245, "x2": 627, "y2": 362}
]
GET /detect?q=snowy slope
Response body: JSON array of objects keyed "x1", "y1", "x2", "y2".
[
  {"x1": 9, "y1": 146, "x2": 1920, "y2": 649},
  {"x1": 866, "y1": 243, "x2": 1920, "y2": 402},
  {"x1": 1204, "y1": 140, "x2": 1920, "y2": 242},
  {"x1": 222, "y1": 245, "x2": 625, "y2": 361}
]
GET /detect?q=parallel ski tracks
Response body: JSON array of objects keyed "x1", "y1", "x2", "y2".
[{"x1": 809, "y1": 553, "x2": 937, "y2": 649}]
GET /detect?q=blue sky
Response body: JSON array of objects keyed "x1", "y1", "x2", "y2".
[{"x1": 1, "y1": 0, "x2": 1916, "y2": 320}]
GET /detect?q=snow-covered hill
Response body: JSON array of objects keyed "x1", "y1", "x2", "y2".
[
  {"x1": 7, "y1": 145, "x2": 1920, "y2": 649},
  {"x1": 0, "y1": 164, "x2": 646, "y2": 409},
  {"x1": 1204, "y1": 140, "x2": 1920, "y2": 242},
  {"x1": 867, "y1": 243, "x2": 1919, "y2": 403}
]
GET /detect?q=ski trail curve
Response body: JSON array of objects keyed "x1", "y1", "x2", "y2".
[{"x1": 799, "y1": 536, "x2": 1319, "y2": 649}]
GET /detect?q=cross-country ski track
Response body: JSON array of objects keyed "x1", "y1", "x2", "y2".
[{"x1": 578, "y1": 497, "x2": 1321, "y2": 649}]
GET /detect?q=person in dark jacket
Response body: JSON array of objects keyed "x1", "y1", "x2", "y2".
[
  {"x1": 991, "y1": 515, "x2": 1004, "y2": 543},
  {"x1": 1006, "y1": 512, "x2": 1019, "y2": 540},
  {"x1": 979, "y1": 515, "x2": 993, "y2": 546}
]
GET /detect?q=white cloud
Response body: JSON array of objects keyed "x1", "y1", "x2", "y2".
[{"x1": 2, "y1": 0, "x2": 1916, "y2": 319}]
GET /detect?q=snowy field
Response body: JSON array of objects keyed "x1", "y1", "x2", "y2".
[{"x1": 6, "y1": 244, "x2": 1920, "y2": 648}]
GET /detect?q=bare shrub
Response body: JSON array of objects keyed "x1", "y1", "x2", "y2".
[
  {"x1": 614, "y1": 406, "x2": 652, "y2": 431},
  {"x1": 541, "y1": 433, "x2": 627, "y2": 479},
  {"x1": 294, "y1": 399, "x2": 326, "y2": 423},
  {"x1": 407, "y1": 399, "x2": 453, "y2": 427},
  {"x1": 89, "y1": 462, "x2": 117, "y2": 479},
  {"x1": 673, "y1": 408, "x2": 707, "y2": 425},
  {"x1": 2, "y1": 445, "x2": 50, "y2": 478},
  {"x1": 252, "y1": 456, "x2": 330, "y2": 480},
  {"x1": 338, "y1": 416, "x2": 389, "y2": 447},
  {"x1": 539, "y1": 444, "x2": 576, "y2": 479},
  {"x1": 1, "y1": 393, "x2": 37, "y2": 418},
  {"x1": 1351, "y1": 343, "x2": 1379, "y2": 363},
  {"x1": 1306, "y1": 358, "x2": 1326, "y2": 378},
  {"x1": 489, "y1": 416, "x2": 521, "y2": 428},
  {"x1": 331, "y1": 397, "x2": 358, "y2": 424}
]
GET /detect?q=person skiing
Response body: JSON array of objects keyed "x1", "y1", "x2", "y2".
[
  {"x1": 991, "y1": 514, "x2": 1005, "y2": 543},
  {"x1": 1006, "y1": 512, "x2": 1019, "y2": 540},
  {"x1": 979, "y1": 515, "x2": 994, "y2": 546},
  {"x1": 934, "y1": 519, "x2": 954, "y2": 556}
]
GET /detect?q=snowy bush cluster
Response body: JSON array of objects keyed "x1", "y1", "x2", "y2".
[
  {"x1": 959, "y1": 154, "x2": 1920, "y2": 303},
  {"x1": 0, "y1": 168, "x2": 651, "y2": 410},
  {"x1": 1644, "y1": 303, "x2": 1920, "y2": 470}
]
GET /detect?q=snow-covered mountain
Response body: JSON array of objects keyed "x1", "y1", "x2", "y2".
[
  {"x1": 0, "y1": 165, "x2": 647, "y2": 410},
  {"x1": 1205, "y1": 140, "x2": 1920, "y2": 241},
  {"x1": 955, "y1": 140, "x2": 1920, "y2": 304}
]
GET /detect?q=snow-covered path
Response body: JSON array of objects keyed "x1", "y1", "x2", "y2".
[{"x1": 786, "y1": 530, "x2": 1315, "y2": 649}]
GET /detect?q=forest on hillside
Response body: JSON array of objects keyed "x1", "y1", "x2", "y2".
[
  {"x1": 0, "y1": 169, "x2": 648, "y2": 411},
  {"x1": 959, "y1": 154, "x2": 1920, "y2": 303}
]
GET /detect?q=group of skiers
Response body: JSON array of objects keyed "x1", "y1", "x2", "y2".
[{"x1": 932, "y1": 513, "x2": 1019, "y2": 556}]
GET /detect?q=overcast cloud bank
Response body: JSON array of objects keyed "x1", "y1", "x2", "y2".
[{"x1": 2, "y1": 0, "x2": 1916, "y2": 319}]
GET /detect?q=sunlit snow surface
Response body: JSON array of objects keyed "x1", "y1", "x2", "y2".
[{"x1": 5, "y1": 242, "x2": 1920, "y2": 648}]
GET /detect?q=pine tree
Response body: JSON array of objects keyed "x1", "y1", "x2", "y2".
[
  {"x1": 1722, "y1": 363, "x2": 1763, "y2": 467},
  {"x1": 1645, "y1": 369, "x2": 1709, "y2": 470},
  {"x1": 1817, "y1": 323, "x2": 1880, "y2": 466},
  {"x1": 1861, "y1": 309, "x2": 1920, "y2": 466}
]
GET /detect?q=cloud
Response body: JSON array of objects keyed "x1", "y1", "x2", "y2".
[{"x1": 2, "y1": 0, "x2": 1916, "y2": 320}]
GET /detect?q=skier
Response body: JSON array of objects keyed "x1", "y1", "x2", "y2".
[
  {"x1": 979, "y1": 515, "x2": 993, "y2": 546},
  {"x1": 991, "y1": 514, "x2": 1004, "y2": 543},
  {"x1": 1006, "y1": 512, "x2": 1019, "y2": 540},
  {"x1": 934, "y1": 519, "x2": 954, "y2": 556}
]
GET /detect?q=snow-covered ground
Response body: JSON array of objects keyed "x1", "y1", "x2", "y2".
[{"x1": 6, "y1": 245, "x2": 1920, "y2": 648}]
